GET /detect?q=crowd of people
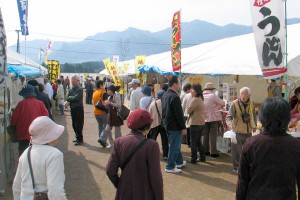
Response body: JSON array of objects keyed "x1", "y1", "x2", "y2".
[{"x1": 9, "y1": 74, "x2": 300, "y2": 199}]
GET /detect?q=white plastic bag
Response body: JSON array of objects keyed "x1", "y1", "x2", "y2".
[
  {"x1": 217, "y1": 136, "x2": 229, "y2": 153},
  {"x1": 223, "y1": 130, "x2": 237, "y2": 144}
]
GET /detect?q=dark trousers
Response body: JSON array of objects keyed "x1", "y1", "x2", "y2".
[
  {"x1": 71, "y1": 106, "x2": 84, "y2": 142},
  {"x1": 231, "y1": 133, "x2": 251, "y2": 170},
  {"x1": 18, "y1": 140, "x2": 30, "y2": 156},
  {"x1": 203, "y1": 121, "x2": 219, "y2": 154},
  {"x1": 190, "y1": 125, "x2": 205, "y2": 162},
  {"x1": 86, "y1": 91, "x2": 93, "y2": 104},
  {"x1": 149, "y1": 125, "x2": 169, "y2": 157}
]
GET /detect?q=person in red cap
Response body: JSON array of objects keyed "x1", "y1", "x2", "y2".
[{"x1": 106, "y1": 109, "x2": 164, "y2": 200}]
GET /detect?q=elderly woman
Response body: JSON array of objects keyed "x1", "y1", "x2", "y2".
[
  {"x1": 105, "y1": 85, "x2": 123, "y2": 149},
  {"x1": 186, "y1": 84, "x2": 206, "y2": 163},
  {"x1": 13, "y1": 116, "x2": 67, "y2": 200},
  {"x1": 106, "y1": 109, "x2": 164, "y2": 200},
  {"x1": 203, "y1": 83, "x2": 225, "y2": 157},
  {"x1": 226, "y1": 87, "x2": 256, "y2": 173},
  {"x1": 236, "y1": 97, "x2": 300, "y2": 200}
]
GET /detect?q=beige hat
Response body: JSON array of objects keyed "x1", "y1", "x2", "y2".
[
  {"x1": 29, "y1": 116, "x2": 64, "y2": 145},
  {"x1": 204, "y1": 83, "x2": 216, "y2": 90}
]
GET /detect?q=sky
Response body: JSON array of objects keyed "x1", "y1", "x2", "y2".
[{"x1": 1, "y1": 0, "x2": 300, "y2": 47}]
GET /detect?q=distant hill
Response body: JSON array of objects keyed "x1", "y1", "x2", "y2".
[{"x1": 10, "y1": 18, "x2": 300, "y2": 65}]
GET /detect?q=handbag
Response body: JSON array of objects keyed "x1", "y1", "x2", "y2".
[
  {"x1": 117, "y1": 105, "x2": 130, "y2": 120},
  {"x1": 7, "y1": 125, "x2": 18, "y2": 143},
  {"x1": 95, "y1": 92, "x2": 108, "y2": 113},
  {"x1": 27, "y1": 146, "x2": 49, "y2": 200}
]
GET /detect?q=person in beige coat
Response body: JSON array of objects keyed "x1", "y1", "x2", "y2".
[
  {"x1": 186, "y1": 84, "x2": 206, "y2": 163},
  {"x1": 148, "y1": 90, "x2": 169, "y2": 159}
]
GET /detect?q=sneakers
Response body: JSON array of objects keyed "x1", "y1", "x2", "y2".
[
  {"x1": 175, "y1": 161, "x2": 187, "y2": 169},
  {"x1": 165, "y1": 168, "x2": 182, "y2": 173},
  {"x1": 106, "y1": 144, "x2": 112, "y2": 149},
  {"x1": 233, "y1": 169, "x2": 238, "y2": 174},
  {"x1": 98, "y1": 139, "x2": 107, "y2": 148},
  {"x1": 74, "y1": 141, "x2": 83, "y2": 146}
]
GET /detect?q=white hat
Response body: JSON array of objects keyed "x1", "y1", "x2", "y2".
[
  {"x1": 29, "y1": 116, "x2": 64, "y2": 145},
  {"x1": 129, "y1": 78, "x2": 140, "y2": 85},
  {"x1": 204, "y1": 82, "x2": 216, "y2": 90}
]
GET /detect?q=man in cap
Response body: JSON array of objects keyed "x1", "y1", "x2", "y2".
[
  {"x1": 129, "y1": 79, "x2": 143, "y2": 111},
  {"x1": 10, "y1": 84, "x2": 49, "y2": 156}
]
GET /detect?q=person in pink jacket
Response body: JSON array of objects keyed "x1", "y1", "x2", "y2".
[{"x1": 203, "y1": 83, "x2": 225, "y2": 157}]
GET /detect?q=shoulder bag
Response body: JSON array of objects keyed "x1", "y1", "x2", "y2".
[
  {"x1": 7, "y1": 125, "x2": 18, "y2": 143},
  {"x1": 154, "y1": 100, "x2": 163, "y2": 125},
  {"x1": 27, "y1": 146, "x2": 49, "y2": 200},
  {"x1": 117, "y1": 105, "x2": 130, "y2": 121},
  {"x1": 120, "y1": 138, "x2": 149, "y2": 172},
  {"x1": 95, "y1": 92, "x2": 108, "y2": 113}
]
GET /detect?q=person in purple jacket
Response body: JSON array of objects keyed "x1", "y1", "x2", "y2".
[
  {"x1": 106, "y1": 109, "x2": 164, "y2": 200},
  {"x1": 236, "y1": 97, "x2": 300, "y2": 200}
]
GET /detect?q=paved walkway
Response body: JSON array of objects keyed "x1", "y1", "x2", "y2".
[{"x1": 4, "y1": 102, "x2": 238, "y2": 200}]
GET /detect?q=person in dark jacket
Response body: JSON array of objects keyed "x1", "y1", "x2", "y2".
[
  {"x1": 27, "y1": 80, "x2": 53, "y2": 120},
  {"x1": 67, "y1": 75, "x2": 84, "y2": 146},
  {"x1": 85, "y1": 78, "x2": 94, "y2": 104},
  {"x1": 106, "y1": 109, "x2": 164, "y2": 200},
  {"x1": 162, "y1": 76, "x2": 186, "y2": 173},
  {"x1": 236, "y1": 97, "x2": 300, "y2": 200}
]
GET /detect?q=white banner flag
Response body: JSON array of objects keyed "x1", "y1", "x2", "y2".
[{"x1": 249, "y1": 0, "x2": 286, "y2": 78}]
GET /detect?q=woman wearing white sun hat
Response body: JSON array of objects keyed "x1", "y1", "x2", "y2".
[{"x1": 13, "y1": 116, "x2": 67, "y2": 200}]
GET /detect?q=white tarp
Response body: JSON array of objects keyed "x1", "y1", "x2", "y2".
[{"x1": 130, "y1": 23, "x2": 299, "y2": 77}]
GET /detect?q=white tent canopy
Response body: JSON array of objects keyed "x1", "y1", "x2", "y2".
[
  {"x1": 7, "y1": 48, "x2": 48, "y2": 75},
  {"x1": 135, "y1": 24, "x2": 300, "y2": 76}
]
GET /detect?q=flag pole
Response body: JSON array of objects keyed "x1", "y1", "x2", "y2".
[{"x1": 284, "y1": 0, "x2": 288, "y2": 100}]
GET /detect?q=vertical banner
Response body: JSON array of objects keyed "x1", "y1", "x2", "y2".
[
  {"x1": 106, "y1": 62, "x2": 121, "y2": 87},
  {"x1": 47, "y1": 60, "x2": 60, "y2": 84},
  {"x1": 45, "y1": 40, "x2": 53, "y2": 64},
  {"x1": 0, "y1": 8, "x2": 7, "y2": 77},
  {"x1": 249, "y1": 0, "x2": 286, "y2": 78},
  {"x1": 171, "y1": 11, "x2": 181, "y2": 72},
  {"x1": 135, "y1": 55, "x2": 145, "y2": 78},
  {"x1": 16, "y1": 0, "x2": 29, "y2": 35},
  {"x1": 103, "y1": 58, "x2": 110, "y2": 71}
]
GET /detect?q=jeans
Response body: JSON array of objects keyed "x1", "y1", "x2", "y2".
[
  {"x1": 149, "y1": 125, "x2": 169, "y2": 157},
  {"x1": 166, "y1": 130, "x2": 183, "y2": 170},
  {"x1": 105, "y1": 124, "x2": 121, "y2": 145},
  {"x1": 59, "y1": 104, "x2": 64, "y2": 114},
  {"x1": 70, "y1": 106, "x2": 84, "y2": 142},
  {"x1": 95, "y1": 114, "x2": 108, "y2": 141},
  {"x1": 190, "y1": 125, "x2": 205, "y2": 161}
]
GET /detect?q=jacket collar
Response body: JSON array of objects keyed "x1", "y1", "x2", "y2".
[{"x1": 168, "y1": 88, "x2": 179, "y2": 95}]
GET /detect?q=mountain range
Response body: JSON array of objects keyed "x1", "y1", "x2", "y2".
[{"x1": 10, "y1": 18, "x2": 300, "y2": 64}]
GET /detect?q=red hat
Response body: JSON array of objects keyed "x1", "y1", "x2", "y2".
[{"x1": 127, "y1": 109, "x2": 153, "y2": 129}]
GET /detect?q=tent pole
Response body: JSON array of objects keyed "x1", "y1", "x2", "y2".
[{"x1": 284, "y1": 0, "x2": 288, "y2": 101}]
